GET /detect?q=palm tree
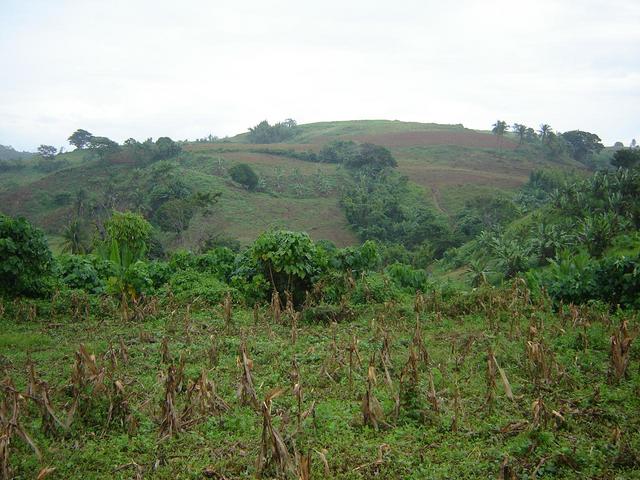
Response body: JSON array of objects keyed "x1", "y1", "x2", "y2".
[
  {"x1": 74, "y1": 188, "x2": 88, "y2": 218},
  {"x1": 61, "y1": 219, "x2": 88, "y2": 254},
  {"x1": 512, "y1": 123, "x2": 527, "y2": 145},
  {"x1": 538, "y1": 124, "x2": 553, "y2": 144},
  {"x1": 492, "y1": 120, "x2": 508, "y2": 151}
]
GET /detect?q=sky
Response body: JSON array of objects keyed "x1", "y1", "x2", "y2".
[{"x1": 1, "y1": 0, "x2": 639, "y2": 151}]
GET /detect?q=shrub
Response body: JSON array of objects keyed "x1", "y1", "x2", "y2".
[
  {"x1": 0, "y1": 215, "x2": 54, "y2": 297},
  {"x1": 250, "y1": 230, "x2": 327, "y2": 305},
  {"x1": 385, "y1": 263, "x2": 432, "y2": 292},
  {"x1": 229, "y1": 163, "x2": 259, "y2": 191},
  {"x1": 57, "y1": 254, "x2": 105, "y2": 293},
  {"x1": 330, "y1": 240, "x2": 379, "y2": 275},
  {"x1": 167, "y1": 270, "x2": 236, "y2": 305},
  {"x1": 351, "y1": 272, "x2": 400, "y2": 304}
]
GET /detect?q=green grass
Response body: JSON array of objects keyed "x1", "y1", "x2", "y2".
[
  {"x1": 1, "y1": 291, "x2": 638, "y2": 479},
  {"x1": 0, "y1": 120, "x2": 589, "y2": 250}
]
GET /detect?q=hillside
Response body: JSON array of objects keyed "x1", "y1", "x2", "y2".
[{"x1": 0, "y1": 120, "x2": 588, "y2": 251}]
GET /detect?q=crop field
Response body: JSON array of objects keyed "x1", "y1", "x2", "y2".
[{"x1": 1, "y1": 285, "x2": 638, "y2": 479}]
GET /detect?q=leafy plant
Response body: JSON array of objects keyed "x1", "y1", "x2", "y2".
[{"x1": 0, "y1": 215, "x2": 54, "y2": 297}]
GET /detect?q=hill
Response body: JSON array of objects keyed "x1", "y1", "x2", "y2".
[{"x1": 0, "y1": 120, "x2": 589, "y2": 252}]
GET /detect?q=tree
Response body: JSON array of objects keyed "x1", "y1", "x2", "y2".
[
  {"x1": 561, "y1": 130, "x2": 604, "y2": 164},
  {"x1": 61, "y1": 219, "x2": 89, "y2": 254},
  {"x1": 631, "y1": 139, "x2": 637, "y2": 148},
  {"x1": 155, "y1": 137, "x2": 182, "y2": 159},
  {"x1": 611, "y1": 148, "x2": 640, "y2": 169},
  {"x1": 37, "y1": 144, "x2": 57, "y2": 160},
  {"x1": 68, "y1": 129, "x2": 93, "y2": 149},
  {"x1": 250, "y1": 230, "x2": 326, "y2": 305},
  {"x1": 491, "y1": 120, "x2": 508, "y2": 150},
  {"x1": 87, "y1": 136, "x2": 120, "y2": 160},
  {"x1": 101, "y1": 211, "x2": 152, "y2": 305},
  {"x1": 539, "y1": 124, "x2": 553, "y2": 143},
  {"x1": 344, "y1": 143, "x2": 397, "y2": 173},
  {"x1": 512, "y1": 123, "x2": 527, "y2": 145},
  {"x1": 247, "y1": 119, "x2": 298, "y2": 144},
  {"x1": 154, "y1": 199, "x2": 196, "y2": 233},
  {"x1": 0, "y1": 214, "x2": 54, "y2": 297},
  {"x1": 229, "y1": 163, "x2": 259, "y2": 191}
]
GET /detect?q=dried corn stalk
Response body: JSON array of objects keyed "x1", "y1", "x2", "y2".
[
  {"x1": 256, "y1": 388, "x2": 295, "y2": 478},
  {"x1": 362, "y1": 354, "x2": 386, "y2": 430},
  {"x1": 271, "y1": 290, "x2": 282, "y2": 324},
  {"x1": 237, "y1": 341, "x2": 259, "y2": 409},
  {"x1": 0, "y1": 378, "x2": 41, "y2": 479},
  {"x1": 610, "y1": 320, "x2": 634, "y2": 382},
  {"x1": 159, "y1": 365, "x2": 181, "y2": 438}
]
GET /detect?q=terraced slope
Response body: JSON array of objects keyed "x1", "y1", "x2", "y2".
[{"x1": 0, "y1": 120, "x2": 587, "y2": 249}]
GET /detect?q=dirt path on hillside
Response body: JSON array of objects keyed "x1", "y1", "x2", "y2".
[{"x1": 430, "y1": 186, "x2": 447, "y2": 215}]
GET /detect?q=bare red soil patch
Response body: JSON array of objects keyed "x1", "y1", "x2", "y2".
[
  {"x1": 350, "y1": 131, "x2": 517, "y2": 149},
  {"x1": 400, "y1": 166, "x2": 527, "y2": 189}
]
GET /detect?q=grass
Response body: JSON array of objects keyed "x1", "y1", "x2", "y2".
[
  {"x1": 0, "y1": 120, "x2": 589, "y2": 250},
  {"x1": 1, "y1": 288, "x2": 639, "y2": 479}
]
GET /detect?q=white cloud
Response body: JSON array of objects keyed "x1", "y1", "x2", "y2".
[{"x1": 1, "y1": 0, "x2": 639, "y2": 150}]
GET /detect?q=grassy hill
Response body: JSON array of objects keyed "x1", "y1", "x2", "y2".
[{"x1": 0, "y1": 120, "x2": 589, "y2": 252}]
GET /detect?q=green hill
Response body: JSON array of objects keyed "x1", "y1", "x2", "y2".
[{"x1": 0, "y1": 120, "x2": 589, "y2": 252}]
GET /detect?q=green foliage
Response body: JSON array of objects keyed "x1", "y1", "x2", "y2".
[
  {"x1": 68, "y1": 129, "x2": 93, "y2": 149},
  {"x1": 561, "y1": 130, "x2": 604, "y2": 164},
  {"x1": 351, "y1": 271, "x2": 401, "y2": 304},
  {"x1": 385, "y1": 262, "x2": 431, "y2": 292},
  {"x1": 611, "y1": 148, "x2": 640, "y2": 169},
  {"x1": 344, "y1": 143, "x2": 397, "y2": 173},
  {"x1": 56, "y1": 254, "x2": 106, "y2": 293},
  {"x1": 229, "y1": 163, "x2": 259, "y2": 191},
  {"x1": 247, "y1": 119, "x2": 298, "y2": 143},
  {"x1": 87, "y1": 136, "x2": 120, "y2": 160},
  {"x1": 37, "y1": 144, "x2": 57, "y2": 160},
  {"x1": 154, "y1": 137, "x2": 182, "y2": 159},
  {"x1": 318, "y1": 140, "x2": 359, "y2": 164},
  {"x1": 454, "y1": 194, "x2": 520, "y2": 241},
  {"x1": 530, "y1": 247, "x2": 640, "y2": 308},
  {"x1": 102, "y1": 211, "x2": 152, "y2": 299},
  {"x1": 328, "y1": 240, "x2": 379, "y2": 275},
  {"x1": 0, "y1": 215, "x2": 54, "y2": 297},
  {"x1": 154, "y1": 198, "x2": 195, "y2": 233},
  {"x1": 61, "y1": 219, "x2": 90, "y2": 254},
  {"x1": 167, "y1": 270, "x2": 236, "y2": 304},
  {"x1": 250, "y1": 230, "x2": 326, "y2": 304},
  {"x1": 342, "y1": 172, "x2": 453, "y2": 255},
  {"x1": 145, "y1": 260, "x2": 172, "y2": 289}
]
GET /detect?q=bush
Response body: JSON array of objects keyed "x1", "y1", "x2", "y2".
[
  {"x1": 250, "y1": 230, "x2": 327, "y2": 306},
  {"x1": 0, "y1": 215, "x2": 54, "y2": 297},
  {"x1": 351, "y1": 272, "x2": 400, "y2": 304},
  {"x1": 385, "y1": 263, "x2": 432, "y2": 292},
  {"x1": 56, "y1": 254, "x2": 105, "y2": 293},
  {"x1": 329, "y1": 240, "x2": 379, "y2": 275},
  {"x1": 167, "y1": 270, "x2": 236, "y2": 305},
  {"x1": 229, "y1": 163, "x2": 259, "y2": 191}
]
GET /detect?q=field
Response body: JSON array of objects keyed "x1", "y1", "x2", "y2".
[
  {"x1": 0, "y1": 120, "x2": 589, "y2": 250},
  {"x1": 1, "y1": 286, "x2": 638, "y2": 479}
]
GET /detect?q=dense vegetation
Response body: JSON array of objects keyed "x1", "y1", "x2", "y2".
[{"x1": 1, "y1": 121, "x2": 638, "y2": 478}]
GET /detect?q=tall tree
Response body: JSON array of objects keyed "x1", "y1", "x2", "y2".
[
  {"x1": 512, "y1": 123, "x2": 527, "y2": 145},
  {"x1": 538, "y1": 124, "x2": 553, "y2": 143},
  {"x1": 68, "y1": 129, "x2": 93, "y2": 149},
  {"x1": 611, "y1": 148, "x2": 640, "y2": 169},
  {"x1": 492, "y1": 120, "x2": 508, "y2": 150},
  {"x1": 561, "y1": 130, "x2": 604, "y2": 164},
  {"x1": 37, "y1": 144, "x2": 57, "y2": 160},
  {"x1": 61, "y1": 219, "x2": 88, "y2": 254}
]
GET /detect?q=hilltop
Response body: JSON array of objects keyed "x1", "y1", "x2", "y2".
[{"x1": 0, "y1": 120, "x2": 590, "y2": 252}]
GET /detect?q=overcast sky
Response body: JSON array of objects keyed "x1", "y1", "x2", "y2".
[{"x1": 1, "y1": 0, "x2": 639, "y2": 151}]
